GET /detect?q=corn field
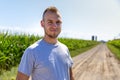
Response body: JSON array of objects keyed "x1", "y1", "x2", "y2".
[
  {"x1": 107, "y1": 39, "x2": 120, "y2": 48},
  {"x1": 0, "y1": 32, "x2": 98, "y2": 73}
]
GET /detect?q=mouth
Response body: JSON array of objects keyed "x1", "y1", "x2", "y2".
[{"x1": 50, "y1": 29, "x2": 57, "y2": 32}]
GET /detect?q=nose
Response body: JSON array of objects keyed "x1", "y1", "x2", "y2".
[{"x1": 52, "y1": 23, "x2": 57, "y2": 28}]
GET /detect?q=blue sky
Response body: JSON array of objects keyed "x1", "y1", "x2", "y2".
[{"x1": 0, "y1": 0, "x2": 120, "y2": 41}]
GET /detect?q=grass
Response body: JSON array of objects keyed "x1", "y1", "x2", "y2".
[
  {"x1": 0, "y1": 44, "x2": 99, "y2": 79},
  {"x1": 0, "y1": 66, "x2": 18, "y2": 80},
  {"x1": 70, "y1": 44, "x2": 98, "y2": 57},
  {"x1": 107, "y1": 44, "x2": 120, "y2": 60}
]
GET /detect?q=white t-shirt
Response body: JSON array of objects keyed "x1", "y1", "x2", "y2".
[{"x1": 18, "y1": 39, "x2": 73, "y2": 80}]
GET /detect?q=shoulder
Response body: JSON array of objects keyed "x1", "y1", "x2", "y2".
[
  {"x1": 29, "y1": 39, "x2": 42, "y2": 48},
  {"x1": 24, "y1": 39, "x2": 42, "y2": 55},
  {"x1": 27, "y1": 39, "x2": 42, "y2": 50},
  {"x1": 58, "y1": 41, "x2": 68, "y2": 49}
]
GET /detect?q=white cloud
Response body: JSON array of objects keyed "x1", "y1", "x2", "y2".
[{"x1": 0, "y1": 23, "x2": 44, "y2": 36}]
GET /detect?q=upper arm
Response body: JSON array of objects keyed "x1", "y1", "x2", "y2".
[
  {"x1": 18, "y1": 48, "x2": 35, "y2": 77},
  {"x1": 16, "y1": 71, "x2": 29, "y2": 80}
]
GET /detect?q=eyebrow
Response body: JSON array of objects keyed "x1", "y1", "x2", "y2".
[
  {"x1": 46, "y1": 19, "x2": 62, "y2": 22},
  {"x1": 47, "y1": 19, "x2": 52, "y2": 21}
]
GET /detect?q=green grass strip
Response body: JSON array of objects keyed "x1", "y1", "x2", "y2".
[
  {"x1": 70, "y1": 44, "x2": 99, "y2": 57},
  {"x1": 0, "y1": 66, "x2": 17, "y2": 80},
  {"x1": 107, "y1": 44, "x2": 120, "y2": 60}
]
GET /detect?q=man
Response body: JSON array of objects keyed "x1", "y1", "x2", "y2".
[{"x1": 16, "y1": 6, "x2": 74, "y2": 80}]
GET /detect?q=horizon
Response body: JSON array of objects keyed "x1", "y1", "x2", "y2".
[{"x1": 0, "y1": 28, "x2": 119, "y2": 41}]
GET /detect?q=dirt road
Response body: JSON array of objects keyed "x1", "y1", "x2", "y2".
[{"x1": 72, "y1": 43, "x2": 120, "y2": 80}]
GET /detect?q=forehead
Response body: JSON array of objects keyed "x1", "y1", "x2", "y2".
[{"x1": 43, "y1": 11, "x2": 62, "y2": 21}]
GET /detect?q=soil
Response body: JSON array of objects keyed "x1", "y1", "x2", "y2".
[{"x1": 72, "y1": 43, "x2": 120, "y2": 80}]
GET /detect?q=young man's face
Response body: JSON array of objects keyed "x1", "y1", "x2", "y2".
[{"x1": 41, "y1": 11, "x2": 62, "y2": 38}]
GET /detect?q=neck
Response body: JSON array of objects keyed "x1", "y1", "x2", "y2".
[{"x1": 43, "y1": 35, "x2": 58, "y2": 44}]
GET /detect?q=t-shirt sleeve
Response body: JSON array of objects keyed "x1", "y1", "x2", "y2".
[
  {"x1": 67, "y1": 49, "x2": 73, "y2": 68},
  {"x1": 18, "y1": 48, "x2": 35, "y2": 76}
]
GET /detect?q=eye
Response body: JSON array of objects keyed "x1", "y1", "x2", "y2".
[
  {"x1": 56, "y1": 21, "x2": 62, "y2": 25},
  {"x1": 48, "y1": 21, "x2": 53, "y2": 24}
]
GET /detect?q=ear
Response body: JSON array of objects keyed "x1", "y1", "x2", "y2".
[{"x1": 41, "y1": 20, "x2": 45, "y2": 28}]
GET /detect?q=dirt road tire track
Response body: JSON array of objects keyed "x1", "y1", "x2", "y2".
[{"x1": 72, "y1": 43, "x2": 120, "y2": 80}]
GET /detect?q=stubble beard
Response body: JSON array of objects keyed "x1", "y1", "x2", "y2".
[{"x1": 45, "y1": 31, "x2": 60, "y2": 39}]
